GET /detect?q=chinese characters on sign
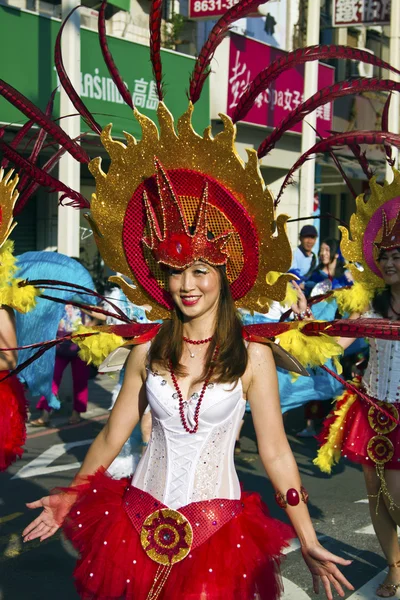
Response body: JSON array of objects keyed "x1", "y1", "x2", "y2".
[
  {"x1": 332, "y1": 0, "x2": 390, "y2": 26},
  {"x1": 54, "y1": 68, "x2": 159, "y2": 111},
  {"x1": 227, "y1": 34, "x2": 334, "y2": 136},
  {"x1": 188, "y1": 0, "x2": 240, "y2": 19}
]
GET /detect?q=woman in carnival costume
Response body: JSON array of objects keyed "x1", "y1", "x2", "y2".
[
  {"x1": 0, "y1": 168, "x2": 41, "y2": 470},
  {"x1": 313, "y1": 171, "x2": 400, "y2": 597},
  {"x1": 2, "y1": 1, "x2": 400, "y2": 597}
]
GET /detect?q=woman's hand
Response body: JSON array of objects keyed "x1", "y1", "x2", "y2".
[
  {"x1": 291, "y1": 281, "x2": 309, "y2": 316},
  {"x1": 23, "y1": 494, "x2": 68, "y2": 542},
  {"x1": 301, "y1": 542, "x2": 354, "y2": 599}
]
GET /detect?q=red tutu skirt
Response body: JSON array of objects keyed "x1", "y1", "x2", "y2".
[
  {"x1": 61, "y1": 470, "x2": 293, "y2": 600},
  {"x1": 0, "y1": 373, "x2": 28, "y2": 471},
  {"x1": 318, "y1": 389, "x2": 400, "y2": 469}
]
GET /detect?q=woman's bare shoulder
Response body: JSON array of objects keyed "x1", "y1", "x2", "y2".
[
  {"x1": 242, "y1": 342, "x2": 273, "y2": 394},
  {"x1": 125, "y1": 342, "x2": 150, "y2": 380}
]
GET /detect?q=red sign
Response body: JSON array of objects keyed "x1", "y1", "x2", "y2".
[
  {"x1": 189, "y1": 0, "x2": 240, "y2": 19},
  {"x1": 227, "y1": 34, "x2": 334, "y2": 136},
  {"x1": 332, "y1": 0, "x2": 390, "y2": 26}
]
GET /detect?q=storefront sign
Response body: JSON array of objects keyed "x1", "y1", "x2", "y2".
[
  {"x1": 332, "y1": 0, "x2": 390, "y2": 27},
  {"x1": 0, "y1": 6, "x2": 210, "y2": 139},
  {"x1": 188, "y1": 0, "x2": 240, "y2": 20},
  {"x1": 227, "y1": 34, "x2": 334, "y2": 136}
]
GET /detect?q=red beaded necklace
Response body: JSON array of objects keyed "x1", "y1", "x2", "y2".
[
  {"x1": 169, "y1": 346, "x2": 219, "y2": 434},
  {"x1": 182, "y1": 335, "x2": 213, "y2": 345}
]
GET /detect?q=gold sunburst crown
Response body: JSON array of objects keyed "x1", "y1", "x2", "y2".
[{"x1": 87, "y1": 102, "x2": 293, "y2": 319}]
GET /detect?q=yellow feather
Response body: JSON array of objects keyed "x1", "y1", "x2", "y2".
[
  {"x1": 313, "y1": 390, "x2": 358, "y2": 473},
  {"x1": 278, "y1": 326, "x2": 343, "y2": 372},
  {"x1": 265, "y1": 271, "x2": 298, "y2": 306},
  {"x1": 333, "y1": 281, "x2": 381, "y2": 316},
  {"x1": 0, "y1": 280, "x2": 40, "y2": 313},
  {"x1": 0, "y1": 241, "x2": 18, "y2": 283},
  {"x1": 73, "y1": 325, "x2": 123, "y2": 366}
]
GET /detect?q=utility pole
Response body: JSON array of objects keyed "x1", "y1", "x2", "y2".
[
  {"x1": 57, "y1": 0, "x2": 81, "y2": 257},
  {"x1": 298, "y1": 0, "x2": 320, "y2": 227},
  {"x1": 385, "y1": 0, "x2": 400, "y2": 182}
]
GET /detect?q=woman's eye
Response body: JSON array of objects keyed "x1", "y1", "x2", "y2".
[{"x1": 195, "y1": 269, "x2": 208, "y2": 275}]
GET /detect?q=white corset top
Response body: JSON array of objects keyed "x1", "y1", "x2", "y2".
[
  {"x1": 131, "y1": 371, "x2": 246, "y2": 509},
  {"x1": 361, "y1": 310, "x2": 400, "y2": 403},
  {"x1": 363, "y1": 338, "x2": 400, "y2": 403}
]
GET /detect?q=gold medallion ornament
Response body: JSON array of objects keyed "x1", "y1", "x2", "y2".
[
  {"x1": 140, "y1": 508, "x2": 193, "y2": 565},
  {"x1": 367, "y1": 435, "x2": 394, "y2": 465},
  {"x1": 368, "y1": 402, "x2": 399, "y2": 435}
]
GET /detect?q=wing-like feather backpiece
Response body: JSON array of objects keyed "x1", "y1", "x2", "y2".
[
  {"x1": 0, "y1": 79, "x2": 89, "y2": 163},
  {"x1": 189, "y1": 0, "x2": 269, "y2": 104},
  {"x1": 275, "y1": 131, "x2": 400, "y2": 204},
  {"x1": 150, "y1": 0, "x2": 164, "y2": 101},
  {"x1": 98, "y1": 0, "x2": 133, "y2": 109},
  {"x1": 232, "y1": 45, "x2": 400, "y2": 124},
  {"x1": 258, "y1": 78, "x2": 400, "y2": 158},
  {"x1": 0, "y1": 138, "x2": 90, "y2": 208},
  {"x1": 55, "y1": 7, "x2": 102, "y2": 134}
]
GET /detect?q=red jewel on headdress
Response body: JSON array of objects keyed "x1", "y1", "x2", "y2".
[
  {"x1": 374, "y1": 210, "x2": 400, "y2": 251},
  {"x1": 142, "y1": 159, "x2": 233, "y2": 269}
]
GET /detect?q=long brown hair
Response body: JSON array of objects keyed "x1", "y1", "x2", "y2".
[{"x1": 149, "y1": 267, "x2": 247, "y2": 383}]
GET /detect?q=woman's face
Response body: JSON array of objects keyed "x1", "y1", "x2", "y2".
[
  {"x1": 168, "y1": 261, "x2": 221, "y2": 319},
  {"x1": 378, "y1": 248, "x2": 400, "y2": 286},
  {"x1": 319, "y1": 243, "x2": 332, "y2": 266}
]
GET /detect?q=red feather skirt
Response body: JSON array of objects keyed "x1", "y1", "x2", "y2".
[
  {"x1": 318, "y1": 391, "x2": 400, "y2": 468},
  {"x1": 61, "y1": 470, "x2": 293, "y2": 600},
  {"x1": 0, "y1": 373, "x2": 28, "y2": 471}
]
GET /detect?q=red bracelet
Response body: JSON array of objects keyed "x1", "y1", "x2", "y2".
[{"x1": 274, "y1": 486, "x2": 309, "y2": 509}]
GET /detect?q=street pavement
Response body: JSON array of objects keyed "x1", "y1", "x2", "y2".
[{"x1": 0, "y1": 375, "x2": 391, "y2": 600}]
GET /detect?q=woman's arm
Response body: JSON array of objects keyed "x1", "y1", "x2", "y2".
[
  {"x1": 336, "y1": 312, "x2": 360, "y2": 350},
  {"x1": 0, "y1": 306, "x2": 17, "y2": 370},
  {"x1": 246, "y1": 342, "x2": 353, "y2": 599},
  {"x1": 23, "y1": 343, "x2": 149, "y2": 542},
  {"x1": 71, "y1": 343, "x2": 148, "y2": 480}
]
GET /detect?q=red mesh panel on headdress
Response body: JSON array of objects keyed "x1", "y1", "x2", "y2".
[
  {"x1": 122, "y1": 169, "x2": 259, "y2": 309},
  {"x1": 124, "y1": 485, "x2": 243, "y2": 550}
]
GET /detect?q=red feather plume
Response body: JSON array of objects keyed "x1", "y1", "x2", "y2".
[
  {"x1": 98, "y1": 0, "x2": 133, "y2": 109},
  {"x1": 275, "y1": 131, "x2": 400, "y2": 205},
  {"x1": 347, "y1": 141, "x2": 374, "y2": 180},
  {"x1": 381, "y1": 93, "x2": 395, "y2": 167},
  {"x1": 0, "y1": 138, "x2": 90, "y2": 208},
  {"x1": 310, "y1": 123, "x2": 357, "y2": 200},
  {"x1": 189, "y1": 0, "x2": 269, "y2": 104},
  {"x1": 232, "y1": 45, "x2": 400, "y2": 123},
  {"x1": 55, "y1": 7, "x2": 102, "y2": 134},
  {"x1": 0, "y1": 79, "x2": 89, "y2": 164},
  {"x1": 0, "y1": 120, "x2": 34, "y2": 169},
  {"x1": 150, "y1": 0, "x2": 164, "y2": 101},
  {"x1": 14, "y1": 144, "x2": 68, "y2": 215},
  {"x1": 258, "y1": 78, "x2": 400, "y2": 158},
  {"x1": 18, "y1": 89, "x2": 57, "y2": 193}
]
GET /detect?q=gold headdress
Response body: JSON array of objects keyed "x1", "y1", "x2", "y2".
[
  {"x1": 86, "y1": 103, "x2": 292, "y2": 319},
  {"x1": 0, "y1": 169, "x2": 40, "y2": 312}
]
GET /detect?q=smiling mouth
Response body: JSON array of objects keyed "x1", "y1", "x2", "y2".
[{"x1": 180, "y1": 296, "x2": 201, "y2": 306}]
